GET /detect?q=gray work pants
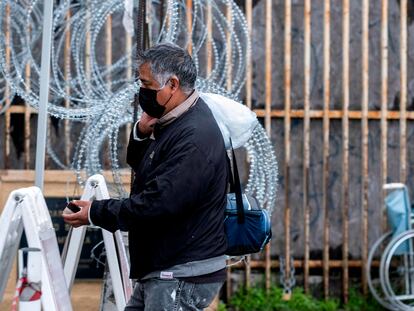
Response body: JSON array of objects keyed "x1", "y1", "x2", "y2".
[{"x1": 124, "y1": 278, "x2": 223, "y2": 311}]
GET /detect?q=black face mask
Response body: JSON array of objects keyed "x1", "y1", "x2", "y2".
[{"x1": 138, "y1": 87, "x2": 166, "y2": 118}]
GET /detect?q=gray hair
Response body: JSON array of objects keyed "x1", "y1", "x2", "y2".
[{"x1": 138, "y1": 43, "x2": 197, "y2": 93}]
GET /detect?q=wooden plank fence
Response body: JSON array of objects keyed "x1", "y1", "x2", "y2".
[{"x1": 0, "y1": 0, "x2": 412, "y2": 303}]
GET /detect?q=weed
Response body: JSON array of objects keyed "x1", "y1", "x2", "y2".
[{"x1": 219, "y1": 285, "x2": 385, "y2": 311}]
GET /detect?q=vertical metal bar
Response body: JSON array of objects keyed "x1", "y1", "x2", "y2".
[
  {"x1": 132, "y1": 0, "x2": 147, "y2": 190},
  {"x1": 226, "y1": 1, "x2": 233, "y2": 300},
  {"x1": 34, "y1": 0, "x2": 54, "y2": 189},
  {"x1": 125, "y1": 31, "x2": 132, "y2": 147},
  {"x1": 226, "y1": 262, "x2": 232, "y2": 300},
  {"x1": 361, "y1": 0, "x2": 370, "y2": 295},
  {"x1": 322, "y1": 0, "x2": 330, "y2": 299},
  {"x1": 244, "y1": 0, "x2": 253, "y2": 289},
  {"x1": 245, "y1": 0, "x2": 252, "y2": 110},
  {"x1": 45, "y1": 116, "x2": 51, "y2": 169},
  {"x1": 400, "y1": 0, "x2": 407, "y2": 184},
  {"x1": 408, "y1": 242, "x2": 414, "y2": 294},
  {"x1": 24, "y1": 34, "x2": 32, "y2": 170},
  {"x1": 264, "y1": 0, "x2": 272, "y2": 135},
  {"x1": 125, "y1": 32, "x2": 132, "y2": 76},
  {"x1": 380, "y1": 0, "x2": 388, "y2": 237},
  {"x1": 23, "y1": 19, "x2": 32, "y2": 169},
  {"x1": 104, "y1": 13, "x2": 113, "y2": 169},
  {"x1": 303, "y1": 0, "x2": 311, "y2": 294},
  {"x1": 342, "y1": 0, "x2": 350, "y2": 303},
  {"x1": 64, "y1": 9, "x2": 72, "y2": 166},
  {"x1": 409, "y1": 233, "x2": 414, "y2": 294},
  {"x1": 186, "y1": 0, "x2": 193, "y2": 55},
  {"x1": 145, "y1": 0, "x2": 152, "y2": 47},
  {"x1": 264, "y1": 0, "x2": 272, "y2": 292},
  {"x1": 245, "y1": 254, "x2": 251, "y2": 289},
  {"x1": 206, "y1": 0, "x2": 212, "y2": 75},
  {"x1": 404, "y1": 253, "x2": 410, "y2": 295},
  {"x1": 283, "y1": 0, "x2": 292, "y2": 295},
  {"x1": 159, "y1": 0, "x2": 165, "y2": 34},
  {"x1": 164, "y1": 0, "x2": 170, "y2": 31},
  {"x1": 4, "y1": 3, "x2": 11, "y2": 169},
  {"x1": 105, "y1": 15, "x2": 112, "y2": 90},
  {"x1": 85, "y1": 0, "x2": 91, "y2": 90},
  {"x1": 403, "y1": 0, "x2": 413, "y2": 298},
  {"x1": 4, "y1": 113, "x2": 10, "y2": 168},
  {"x1": 226, "y1": 2, "x2": 233, "y2": 92}
]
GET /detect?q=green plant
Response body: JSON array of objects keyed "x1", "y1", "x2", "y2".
[
  {"x1": 217, "y1": 301, "x2": 228, "y2": 311},
  {"x1": 286, "y1": 288, "x2": 339, "y2": 311},
  {"x1": 230, "y1": 286, "x2": 273, "y2": 310},
  {"x1": 228, "y1": 286, "x2": 339, "y2": 311},
  {"x1": 223, "y1": 285, "x2": 386, "y2": 311},
  {"x1": 343, "y1": 287, "x2": 385, "y2": 311}
]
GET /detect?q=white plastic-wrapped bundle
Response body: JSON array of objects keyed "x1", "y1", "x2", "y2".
[
  {"x1": 200, "y1": 92, "x2": 258, "y2": 149},
  {"x1": 200, "y1": 92, "x2": 278, "y2": 212}
]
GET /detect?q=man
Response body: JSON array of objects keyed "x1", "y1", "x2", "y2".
[{"x1": 63, "y1": 43, "x2": 229, "y2": 310}]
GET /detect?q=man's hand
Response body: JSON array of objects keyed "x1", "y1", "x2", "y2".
[
  {"x1": 62, "y1": 200, "x2": 91, "y2": 228},
  {"x1": 138, "y1": 112, "x2": 158, "y2": 136}
]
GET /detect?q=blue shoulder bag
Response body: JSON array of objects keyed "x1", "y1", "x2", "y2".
[{"x1": 225, "y1": 146, "x2": 272, "y2": 256}]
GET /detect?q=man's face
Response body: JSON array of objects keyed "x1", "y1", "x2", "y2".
[{"x1": 138, "y1": 63, "x2": 172, "y2": 106}]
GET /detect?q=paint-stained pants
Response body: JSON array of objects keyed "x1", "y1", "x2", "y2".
[{"x1": 124, "y1": 278, "x2": 223, "y2": 311}]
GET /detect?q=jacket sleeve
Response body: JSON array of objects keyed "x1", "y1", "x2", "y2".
[
  {"x1": 90, "y1": 141, "x2": 215, "y2": 232},
  {"x1": 126, "y1": 122, "x2": 152, "y2": 170}
]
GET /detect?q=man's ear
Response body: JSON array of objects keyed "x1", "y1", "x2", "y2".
[{"x1": 169, "y1": 76, "x2": 180, "y2": 92}]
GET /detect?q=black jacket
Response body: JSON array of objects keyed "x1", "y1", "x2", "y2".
[{"x1": 90, "y1": 98, "x2": 228, "y2": 279}]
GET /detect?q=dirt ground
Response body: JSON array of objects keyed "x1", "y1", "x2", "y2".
[
  {"x1": 1, "y1": 280, "x2": 102, "y2": 311},
  {"x1": 70, "y1": 280, "x2": 103, "y2": 310},
  {"x1": 1, "y1": 280, "x2": 218, "y2": 310}
]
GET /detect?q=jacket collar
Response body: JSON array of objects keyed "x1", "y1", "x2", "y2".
[{"x1": 157, "y1": 90, "x2": 199, "y2": 127}]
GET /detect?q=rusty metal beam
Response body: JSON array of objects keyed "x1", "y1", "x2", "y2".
[
  {"x1": 303, "y1": 0, "x2": 311, "y2": 294},
  {"x1": 64, "y1": 9, "x2": 72, "y2": 167},
  {"x1": 226, "y1": 2, "x2": 234, "y2": 300},
  {"x1": 361, "y1": 0, "x2": 370, "y2": 296},
  {"x1": 322, "y1": 0, "x2": 330, "y2": 299},
  {"x1": 283, "y1": 0, "x2": 292, "y2": 298},
  {"x1": 244, "y1": 0, "x2": 253, "y2": 289},
  {"x1": 254, "y1": 109, "x2": 414, "y2": 120},
  {"x1": 125, "y1": 27, "x2": 133, "y2": 148},
  {"x1": 206, "y1": 1, "x2": 213, "y2": 76},
  {"x1": 24, "y1": 25, "x2": 32, "y2": 170},
  {"x1": 9, "y1": 106, "x2": 414, "y2": 121},
  {"x1": 230, "y1": 260, "x2": 380, "y2": 270},
  {"x1": 342, "y1": 0, "x2": 350, "y2": 303},
  {"x1": 245, "y1": 0, "x2": 252, "y2": 110},
  {"x1": 4, "y1": 3, "x2": 11, "y2": 169},
  {"x1": 104, "y1": 13, "x2": 113, "y2": 170},
  {"x1": 264, "y1": 0, "x2": 272, "y2": 293},
  {"x1": 226, "y1": 2, "x2": 233, "y2": 92},
  {"x1": 186, "y1": 0, "x2": 193, "y2": 55},
  {"x1": 380, "y1": 0, "x2": 389, "y2": 240},
  {"x1": 400, "y1": 0, "x2": 407, "y2": 184}
]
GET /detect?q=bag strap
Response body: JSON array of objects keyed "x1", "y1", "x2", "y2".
[
  {"x1": 226, "y1": 255, "x2": 248, "y2": 267},
  {"x1": 228, "y1": 139, "x2": 245, "y2": 224}
]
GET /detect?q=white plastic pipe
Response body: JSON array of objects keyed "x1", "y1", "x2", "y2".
[{"x1": 34, "y1": 0, "x2": 54, "y2": 190}]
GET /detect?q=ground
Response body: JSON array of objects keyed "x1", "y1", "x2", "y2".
[
  {"x1": 1, "y1": 280, "x2": 218, "y2": 310},
  {"x1": 1, "y1": 280, "x2": 102, "y2": 311}
]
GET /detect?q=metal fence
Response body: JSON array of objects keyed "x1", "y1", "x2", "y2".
[{"x1": 1, "y1": 0, "x2": 413, "y2": 303}]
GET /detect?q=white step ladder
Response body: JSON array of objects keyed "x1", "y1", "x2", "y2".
[
  {"x1": 62, "y1": 174, "x2": 132, "y2": 311},
  {"x1": 0, "y1": 186, "x2": 72, "y2": 311},
  {"x1": 0, "y1": 174, "x2": 132, "y2": 311}
]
